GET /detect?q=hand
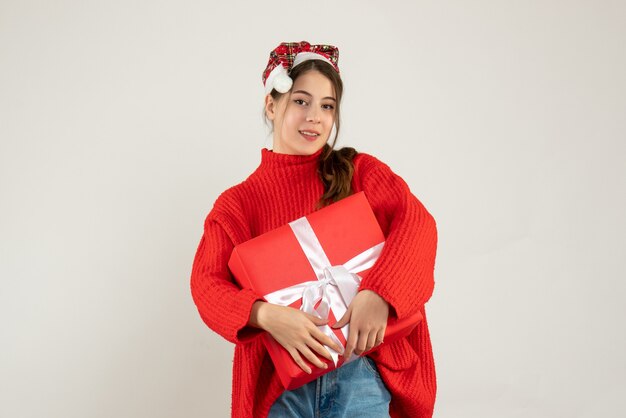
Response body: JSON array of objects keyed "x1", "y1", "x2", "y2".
[
  {"x1": 331, "y1": 289, "x2": 389, "y2": 359},
  {"x1": 253, "y1": 302, "x2": 345, "y2": 374}
]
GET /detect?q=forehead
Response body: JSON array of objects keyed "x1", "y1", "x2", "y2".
[{"x1": 292, "y1": 70, "x2": 335, "y2": 98}]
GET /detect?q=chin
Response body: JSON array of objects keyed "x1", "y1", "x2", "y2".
[
  {"x1": 277, "y1": 136, "x2": 327, "y2": 155},
  {"x1": 289, "y1": 140, "x2": 324, "y2": 155},
  {"x1": 303, "y1": 142, "x2": 325, "y2": 155}
]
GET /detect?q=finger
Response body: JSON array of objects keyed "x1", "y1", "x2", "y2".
[
  {"x1": 364, "y1": 330, "x2": 377, "y2": 354},
  {"x1": 310, "y1": 327, "x2": 344, "y2": 355},
  {"x1": 354, "y1": 330, "x2": 369, "y2": 356},
  {"x1": 343, "y1": 326, "x2": 359, "y2": 359},
  {"x1": 287, "y1": 347, "x2": 312, "y2": 374},
  {"x1": 298, "y1": 344, "x2": 327, "y2": 370},
  {"x1": 331, "y1": 307, "x2": 351, "y2": 329},
  {"x1": 305, "y1": 337, "x2": 332, "y2": 366},
  {"x1": 375, "y1": 327, "x2": 385, "y2": 346}
]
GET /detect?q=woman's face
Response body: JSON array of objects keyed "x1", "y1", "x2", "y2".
[{"x1": 266, "y1": 70, "x2": 336, "y2": 155}]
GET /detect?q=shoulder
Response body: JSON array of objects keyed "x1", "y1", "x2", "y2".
[
  {"x1": 353, "y1": 151, "x2": 396, "y2": 172},
  {"x1": 208, "y1": 168, "x2": 262, "y2": 215},
  {"x1": 352, "y1": 151, "x2": 401, "y2": 185},
  {"x1": 352, "y1": 151, "x2": 428, "y2": 211},
  {"x1": 204, "y1": 180, "x2": 252, "y2": 242},
  {"x1": 207, "y1": 183, "x2": 239, "y2": 215}
]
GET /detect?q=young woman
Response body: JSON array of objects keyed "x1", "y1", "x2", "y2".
[{"x1": 190, "y1": 41, "x2": 438, "y2": 418}]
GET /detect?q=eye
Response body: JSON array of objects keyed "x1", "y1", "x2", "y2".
[
  {"x1": 294, "y1": 99, "x2": 307, "y2": 105},
  {"x1": 323, "y1": 104, "x2": 335, "y2": 110}
]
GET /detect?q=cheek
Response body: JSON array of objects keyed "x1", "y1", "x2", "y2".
[
  {"x1": 284, "y1": 108, "x2": 304, "y2": 128},
  {"x1": 324, "y1": 114, "x2": 336, "y2": 129}
]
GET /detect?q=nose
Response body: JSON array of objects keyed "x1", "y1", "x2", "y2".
[{"x1": 306, "y1": 106, "x2": 321, "y2": 123}]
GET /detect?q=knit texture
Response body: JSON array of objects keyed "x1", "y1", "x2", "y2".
[{"x1": 190, "y1": 146, "x2": 438, "y2": 417}]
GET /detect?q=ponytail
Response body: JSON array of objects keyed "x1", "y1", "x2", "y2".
[{"x1": 315, "y1": 143, "x2": 358, "y2": 209}]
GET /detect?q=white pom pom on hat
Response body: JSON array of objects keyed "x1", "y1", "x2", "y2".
[
  {"x1": 262, "y1": 41, "x2": 340, "y2": 95},
  {"x1": 272, "y1": 67, "x2": 293, "y2": 93}
]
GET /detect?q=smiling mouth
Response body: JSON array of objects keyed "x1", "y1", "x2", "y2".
[{"x1": 299, "y1": 130, "x2": 320, "y2": 141}]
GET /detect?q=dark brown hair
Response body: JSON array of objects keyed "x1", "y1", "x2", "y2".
[{"x1": 263, "y1": 59, "x2": 358, "y2": 209}]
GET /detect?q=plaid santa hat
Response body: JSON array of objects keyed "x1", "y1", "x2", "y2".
[{"x1": 262, "y1": 41, "x2": 340, "y2": 95}]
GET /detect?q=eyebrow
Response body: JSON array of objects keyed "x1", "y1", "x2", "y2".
[{"x1": 292, "y1": 89, "x2": 336, "y2": 102}]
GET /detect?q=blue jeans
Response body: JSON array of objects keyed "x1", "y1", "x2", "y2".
[{"x1": 268, "y1": 355, "x2": 391, "y2": 417}]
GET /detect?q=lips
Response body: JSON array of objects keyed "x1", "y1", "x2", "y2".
[{"x1": 299, "y1": 130, "x2": 320, "y2": 142}]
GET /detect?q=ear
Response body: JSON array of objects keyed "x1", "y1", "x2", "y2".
[{"x1": 265, "y1": 94, "x2": 276, "y2": 121}]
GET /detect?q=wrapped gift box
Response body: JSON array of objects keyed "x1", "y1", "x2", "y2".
[{"x1": 227, "y1": 191, "x2": 423, "y2": 390}]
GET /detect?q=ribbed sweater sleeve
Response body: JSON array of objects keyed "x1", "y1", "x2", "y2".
[
  {"x1": 190, "y1": 212, "x2": 265, "y2": 345},
  {"x1": 356, "y1": 157, "x2": 438, "y2": 321}
]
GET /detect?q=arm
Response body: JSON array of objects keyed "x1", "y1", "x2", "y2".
[
  {"x1": 190, "y1": 214, "x2": 345, "y2": 369},
  {"x1": 356, "y1": 161, "x2": 438, "y2": 321},
  {"x1": 333, "y1": 158, "x2": 438, "y2": 358},
  {"x1": 190, "y1": 214, "x2": 266, "y2": 344}
]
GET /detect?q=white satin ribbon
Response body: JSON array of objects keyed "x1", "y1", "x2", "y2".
[{"x1": 263, "y1": 216, "x2": 385, "y2": 366}]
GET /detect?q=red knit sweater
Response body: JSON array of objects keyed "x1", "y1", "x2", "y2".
[{"x1": 190, "y1": 146, "x2": 438, "y2": 417}]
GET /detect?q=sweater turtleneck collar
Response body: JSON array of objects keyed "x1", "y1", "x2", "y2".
[{"x1": 257, "y1": 146, "x2": 325, "y2": 171}]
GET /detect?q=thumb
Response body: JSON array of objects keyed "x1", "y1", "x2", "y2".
[{"x1": 332, "y1": 307, "x2": 351, "y2": 328}]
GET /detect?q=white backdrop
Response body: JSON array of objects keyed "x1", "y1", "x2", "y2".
[{"x1": 1, "y1": 1, "x2": 625, "y2": 417}]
